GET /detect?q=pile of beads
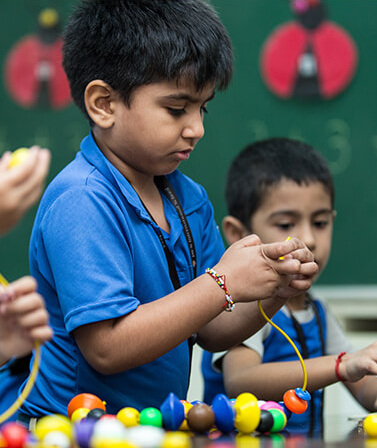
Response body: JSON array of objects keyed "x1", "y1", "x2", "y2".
[
  {"x1": 2, "y1": 392, "x2": 377, "y2": 448},
  {"x1": 0, "y1": 391, "x2": 304, "y2": 448},
  {"x1": 65, "y1": 391, "x2": 300, "y2": 436}
]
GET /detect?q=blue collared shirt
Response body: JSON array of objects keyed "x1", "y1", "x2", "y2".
[{"x1": 21, "y1": 132, "x2": 224, "y2": 416}]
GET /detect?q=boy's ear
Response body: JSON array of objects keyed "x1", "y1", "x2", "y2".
[
  {"x1": 222, "y1": 216, "x2": 249, "y2": 245},
  {"x1": 84, "y1": 80, "x2": 116, "y2": 128}
]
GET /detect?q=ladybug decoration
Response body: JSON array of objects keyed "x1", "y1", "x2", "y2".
[
  {"x1": 4, "y1": 8, "x2": 72, "y2": 110},
  {"x1": 260, "y1": 0, "x2": 358, "y2": 99}
]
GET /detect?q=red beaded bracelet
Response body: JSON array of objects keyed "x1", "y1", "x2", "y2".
[
  {"x1": 335, "y1": 351, "x2": 347, "y2": 382},
  {"x1": 205, "y1": 268, "x2": 235, "y2": 312}
]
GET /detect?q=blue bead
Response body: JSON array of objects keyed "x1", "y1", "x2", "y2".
[
  {"x1": 211, "y1": 394, "x2": 235, "y2": 434},
  {"x1": 160, "y1": 392, "x2": 185, "y2": 430},
  {"x1": 294, "y1": 388, "x2": 311, "y2": 401}
]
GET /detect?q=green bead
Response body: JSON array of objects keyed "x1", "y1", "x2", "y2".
[
  {"x1": 139, "y1": 407, "x2": 163, "y2": 427},
  {"x1": 269, "y1": 408, "x2": 287, "y2": 433}
]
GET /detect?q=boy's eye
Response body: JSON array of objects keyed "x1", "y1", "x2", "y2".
[
  {"x1": 201, "y1": 105, "x2": 208, "y2": 114},
  {"x1": 167, "y1": 108, "x2": 185, "y2": 117},
  {"x1": 276, "y1": 223, "x2": 294, "y2": 231},
  {"x1": 314, "y1": 220, "x2": 329, "y2": 229}
]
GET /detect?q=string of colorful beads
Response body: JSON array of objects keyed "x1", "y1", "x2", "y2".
[{"x1": 1, "y1": 392, "x2": 376, "y2": 448}]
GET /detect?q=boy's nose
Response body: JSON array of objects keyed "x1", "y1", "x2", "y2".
[
  {"x1": 299, "y1": 226, "x2": 316, "y2": 251},
  {"x1": 182, "y1": 116, "x2": 205, "y2": 143}
]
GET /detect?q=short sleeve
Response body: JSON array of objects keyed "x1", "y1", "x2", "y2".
[
  {"x1": 211, "y1": 324, "x2": 271, "y2": 372},
  {"x1": 39, "y1": 187, "x2": 139, "y2": 333},
  {"x1": 242, "y1": 324, "x2": 271, "y2": 358},
  {"x1": 323, "y1": 302, "x2": 356, "y2": 355}
]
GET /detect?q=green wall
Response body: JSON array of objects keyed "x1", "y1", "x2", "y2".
[{"x1": 1, "y1": 1, "x2": 377, "y2": 285}]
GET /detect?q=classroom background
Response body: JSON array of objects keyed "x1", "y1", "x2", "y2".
[{"x1": 0, "y1": 0, "x2": 376, "y2": 430}]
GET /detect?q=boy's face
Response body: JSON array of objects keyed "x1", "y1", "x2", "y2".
[
  {"x1": 95, "y1": 79, "x2": 215, "y2": 180},
  {"x1": 249, "y1": 179, "x2": 334, "y2": 278}
]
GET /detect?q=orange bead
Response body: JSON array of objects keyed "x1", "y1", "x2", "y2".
[
  {"x1": 283, "y1": 390, "x2": 308, "y2": 414},
  {"x1": 67, "y1": 393, "x2": 106, "y2": 418}
]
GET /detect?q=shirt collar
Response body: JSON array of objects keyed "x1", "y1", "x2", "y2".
[{"x1": 80, "y1": 132, "x2": 151, "y2": 221}]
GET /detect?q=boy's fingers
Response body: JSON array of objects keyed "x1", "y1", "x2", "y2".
[
  {"x1": 289, "y1": 247, "x2": 316, "y2": 263},
  {"x1": 297, "y1": 261, "x2": 319, "y2": 277},
  {"x1": 6, "y1": 147, "x2": 50, "y2": 187},
  {"x1": 0, "y1": 152, "x2": 11, "y2": 169},
  {"x1": 273, "y1": 258, "x2": 301, "y2": 275},
  {"x1": 238, "y1": 234, "x2": 262, "y2": 247},
  {"x1": 262, "y1": 237, "x2": 310, "y2": 261},
  {"x1": 7, "y1": 276, "x2": 37, "y2": 297},
  {"x1": 289, "y1": 277, "x2": 313, "y2": 291},
  {"x1": 28, "y1": 325, "x2": 54, "y2": 342},
  {"x1": 16, "y1": 149, "x2": 51, "y2": 193},
  {"x1": 4, "y1": 292, "x2": 45, "y2": 317},
  {"x1": 12, "y1": 307, "x2": 50, "y2": 330}
]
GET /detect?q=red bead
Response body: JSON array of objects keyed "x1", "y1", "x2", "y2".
[{"x1": 1, "y1": 422, "x2": 28, "y2": 448}]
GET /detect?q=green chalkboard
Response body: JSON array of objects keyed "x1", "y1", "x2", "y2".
[
  {"x1": 0, "y1": 1, "x2": 87, "y2": 281},
  {"x1": 0, "y1": 0, "x2": 377, "y2": 285},
  {"x1": 183, "y1": 0, "x2": 377, "y2": 286}
]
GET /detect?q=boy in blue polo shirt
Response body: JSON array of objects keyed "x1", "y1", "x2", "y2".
[
  {"x1": 202, "y1": 138, "x2": 377, "y2": 435},
  {"x1": 19, "y1": 0, "x2": 317, "y2": 419}
]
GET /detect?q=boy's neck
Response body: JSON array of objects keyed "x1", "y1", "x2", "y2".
[
  {"x1": 132, "y1": 177, "x2": 170, "y2": 234},
  {"x1": 287, "y1": 292, "x2": 310, "y2": 311}
]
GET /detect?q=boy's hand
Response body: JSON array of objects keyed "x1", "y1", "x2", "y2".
[
  {"x1": 0, "y1": 276, "x2": 53, "y2": 364},
  {"x1": 214, "y1": 235, "x2": 317, "y2": 303},
  {"x1": 337, "y1": 342, "x2": 377, "y2": 382},
  {"x1": 273, "y1": 241, "x2": 319, "y2": 300},
  {"x1": 0, "y1": 146, "x2": 51, "y2": 235}
]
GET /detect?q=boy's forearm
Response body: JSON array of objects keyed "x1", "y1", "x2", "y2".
[
  {"x1": 224, "y1": 356, "x2": 339, "y2": 401},
  {"x1": 346, "y1": 377, "x2": 377, "y2": 412},
  {"x1": 197, "y1": 296, "x2": 286, "y2": 352},
  {"x1": 74, "y1": 273, "x2": 229, "y2": 374}
]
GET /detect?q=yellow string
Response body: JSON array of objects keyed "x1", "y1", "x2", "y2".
[
  {"x1": 258, "y1": 300, "x2": 308, "y2": 391},
  {"x1": 0, "y1": 274, "x2": 42, "y2": 424},
  {"x1": 258, "y1": 237, "x2": 308, "y2": 391}
]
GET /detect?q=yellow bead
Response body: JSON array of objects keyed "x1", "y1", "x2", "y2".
[
  {"x1": 91, "y1": 437, "x2": 137, "y2": 448},
  {"x1": 179, "y1": 401, "x2": 193, "y2": 431},
  {"x1": 33, "y1": 414, "x2": 72, "y2": 441},
  {"x1": 8, "y1": 148, "x2": 30, "y2": 168},
  {"x1": 38, "y1": 8, "x2": 59, "y2": 28},
  {"x1": 116, "y1": 407, "x2": 140, "y2": 427},
  {"x1": 161, "y1": 431, "x2": 191, "y2": 448},
  {"x1": 71, "y1": 407, "x2": 90, "y2": 423},
  {"x1": 234, "y1": 393, "x2": 260, "y2": 434},
  {"x1": 364, "y1": 413, "x2": 377, "y2": 438}
]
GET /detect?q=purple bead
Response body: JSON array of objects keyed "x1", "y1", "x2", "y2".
[{"x1": 74, "y1": 418, "x2": 96, "y2": 448}]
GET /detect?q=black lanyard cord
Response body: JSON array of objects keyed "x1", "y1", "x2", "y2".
[
  {"x1": 135, "y1": 176, "x2": 198, "y2": 368},
  {"x1": 136, "y1": 176, "x2": 197, "y2": 290},
  {"x1": 155, "y1": 175, "x2": 197, "y2": 280}
]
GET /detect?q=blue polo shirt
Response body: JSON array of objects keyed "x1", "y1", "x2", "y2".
[{"x1": 20, "y1": 132, "x2": 224, "y2": 416}]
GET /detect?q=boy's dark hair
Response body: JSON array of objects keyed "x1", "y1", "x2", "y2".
[
  {"x1": 62, "y1": 0, "x2": 233, "y2": 121},
  {"x1": 226, "y1": 138, "x2": 335, "y2": 229}
]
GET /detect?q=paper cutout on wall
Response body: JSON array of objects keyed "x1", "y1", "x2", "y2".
[
  {"x1": 4, "y1": 8, "x2": 71, "y2": 110},
  {"x1": 260, "y1": 0, "x2": 358, "y2": 99}
]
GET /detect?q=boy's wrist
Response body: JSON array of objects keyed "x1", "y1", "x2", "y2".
[
  {"x1": 205, "y1": 268, "x2": 235, "y2": 312},
  {"x1": 335, "y1": 351, "x2": 347, "y2": 382},
  {"x1": 203, "y1": 269, "x2": 231, "y2": 311}
]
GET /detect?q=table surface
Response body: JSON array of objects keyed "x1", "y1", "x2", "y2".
[{"x1": 191, "y1": 415, "x2": 372, "y2": 448}]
